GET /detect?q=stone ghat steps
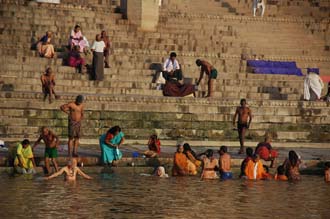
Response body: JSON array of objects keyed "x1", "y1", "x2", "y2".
[
  {"x1": 6, "y1": 47, "x2": 328, "y2": 70},
  {"x1": 1, "y1": 52, "x2": 327, "y2": 79},
  {"x1": 217, "y1": 0, "x2": 330, "y2": 18},
  {"x1": 1, "y1": 95, "x2": 328, "y2": 141},
  {"x1": 0, "y1": 76, "x2": 303, "y2": 94},
  {"x1": 0, "y1": 66, "x2": 305, "y2": 81},
  {"x1": 162, "y1": 0, "x2": 330, "y2": 18},
  {"x1": 0, "y1": 88, "x2": 302, "y2": 101},
  {"x1": 1, "y1": 94, "x2": 329, "y2": 120},
  {"x1": 0, "y1": 113, "x2": 323, "y2": 142},
  {"x1": 0, "y1": 125, "x2": 314, "y2": 142}
]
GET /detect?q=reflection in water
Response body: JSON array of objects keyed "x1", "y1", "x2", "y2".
[{"x1": 0, "y1": 173, "x2": 330, "y2": 218}]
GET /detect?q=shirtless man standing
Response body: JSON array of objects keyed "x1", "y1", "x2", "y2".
[
  {"x1": 218, "y1": 146, "x2": 232, "y2": 180},
  {"x1": 41, "y1": 67, "x2": 59, "y2": 103},
  {"x1": 233, "y1": 99, "x2": 252, "y2": 154},
  {"x1": 195, "y1": 59, "x2": 218, "y2": 98},
  {"x1": 33, "y1": 127, "x2": 60, "y2": 174},
  {"x1": 45, "y1": 158, "x2": 92, "y2": 181},
  {"x1": 60, "y1": 95, "x2": 84, "y2": 157}
]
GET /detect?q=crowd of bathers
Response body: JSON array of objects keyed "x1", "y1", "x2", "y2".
[{"x1": 10, "y1": 128, "x2": 330, "y2": 182}]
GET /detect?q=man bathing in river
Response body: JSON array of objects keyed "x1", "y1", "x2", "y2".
[
  {"x1": 218, "y1": 146, "x2": 232, "y2": 180},
  {"x1": 33, "y1": 127, "x2": 60, "y2": 174},
  {"x1": 60, "y1": 95, "x2": 84, "y2": 157},
  {"x1": 233, "y1": 99, "x2": 252, "y2": 154},
  {"x1": 45, "y1": 158, "x2": 92, "y2": 181}
]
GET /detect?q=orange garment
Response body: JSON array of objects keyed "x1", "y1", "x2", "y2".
[
  {"x1": 244, "y1": 160, "x2": 266, "y2": 180},
  {"x1": 186, "y1": 151, "x2": 201, "y2": 167},
  {"x1": 172, "y1": 152, "x2": 188, "y2": 176},
  {"x1": 274, "y1": 174, "x2": 288, "y2": 181}
]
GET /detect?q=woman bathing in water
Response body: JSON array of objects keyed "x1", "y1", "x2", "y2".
[
  {"x1": 201, "y1": 149, "x2": 219, "y2": 180},
  {"x1": 45, "y1": 158, "x2": 92, "y2": 181}
]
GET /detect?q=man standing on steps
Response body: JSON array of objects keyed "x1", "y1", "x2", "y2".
[
  {"x1": 195, "y1": 59, "x2": 218, "y2": 98},
  {"x1": 233, "y1": 99, "x2": 252, "y2": 154},
  {"x1": 60, "y1": 95, "x2": 84, "y2": 157}
]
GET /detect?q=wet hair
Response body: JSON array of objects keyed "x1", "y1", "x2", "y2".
[
  {"x1": 22, "y1": 139, "x2": 30, "y2": 146},
  {"x1": 240, "y1": 99, "x2": 246, "y2": 105},
  {"x1": 170, "y1": 52, "x2": 177, "y2": 58},
  {"x1": 183, "y1": 143, "x2": 198, "y2": 158},
  {"x1": 183, "y1": 143, "x2": 192, "y2": 152},
  {"x1": 252, "y1": 154, "x2": 259, "y2": 160},
  {"x1": 246, "y1": 147, "x2": 253, "y2": 157},
  {"x1": 75, "y1": 95, "x2": 84, "y2": 104},
  {"x1": 195, "y1": 59, "x2": 202, "y2": 66},
  {"x1": 288, "y1": 150, "x2": 299, "y2": 167},
  {"x1": 150, "y1": 134, "x2": 158, "y2": 140},
  {"x1": 219, "y1": 145, "x2": 227, "y2": 153},
  {"x1": 108, "y1": 126, "x2": 121, "y2": 135},
  {"x1": 325, "y1": 162, "x2": 330, "y2": 169},
  {"x1": 263, "y1": 165, "x2": 269, "y2": 173},
  {"x1": 205, "y1": 149, "x2": 213, "y2": 158},
  {"x1": 277, "y1": 165, "x2": 285, "y2": 175}
]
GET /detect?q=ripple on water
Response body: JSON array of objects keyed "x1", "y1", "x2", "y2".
[{"x1": 0, "y1": 173, "x2": 330, "y2": 218}]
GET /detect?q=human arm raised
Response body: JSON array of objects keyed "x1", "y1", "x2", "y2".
[
  {"x1": 45, "y1": 167, "x2": 66, "y2": 180},
  {"x1": 60, "y1": 103, "x2": 71, "y2": 115},
  {"x1": 77, "y1": 167, "x2": 92, "y2": 180}
]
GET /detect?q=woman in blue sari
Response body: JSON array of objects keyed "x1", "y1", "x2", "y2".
[{"x1": 99, "y1": 126, "x2": 125, "y2": 166}]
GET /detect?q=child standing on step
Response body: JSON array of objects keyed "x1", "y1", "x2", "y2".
[{"x1": 41, "y1": 67, "x2": 59, "y2": 103}]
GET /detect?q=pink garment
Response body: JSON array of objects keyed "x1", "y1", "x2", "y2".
[
  {"x1": 70, "y1": 30, "x2": 87, "y2": 53},
  {"x1": 68, "y1": 51, "x2": 85, "y2": 67}
]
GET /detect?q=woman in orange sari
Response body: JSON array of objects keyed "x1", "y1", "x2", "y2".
[
  {"x1": 183, "y1": 143, "x2": 201, "y2": 168},
  {"x1": 172, "y1": 144, "x2": 197, "y2": 176},
  {"x1": 244, "y1": 154, "x2": 267, "y2": 180},
  {"x1": 37, "y1": 31, "x2": 55, "y2": 58}
]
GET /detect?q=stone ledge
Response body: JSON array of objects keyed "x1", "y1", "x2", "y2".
[{"x1": 1, "y1": 91, "x2": 329, "y2": 108}]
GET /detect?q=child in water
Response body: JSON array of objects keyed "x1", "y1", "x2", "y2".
[
  {"x1": 45, "y1": 158, "x2": 92, "y2": 181},
  {"x1": 324, "y1": 162, "x2": 330, "y2": 182},
  {"x1": 274, "y1": 165, "x2": 288, "y2": 181}
]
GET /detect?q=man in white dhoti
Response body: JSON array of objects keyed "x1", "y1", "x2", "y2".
[
  {"x1": 304, "y1": 70, "x2": 324, "y2": 101},
  {"x1": 253, "y1": 0, "x2": 265, "y2": 17}
]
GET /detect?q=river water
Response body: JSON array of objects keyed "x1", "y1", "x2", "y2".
[{"x1": 1, "y1": 172, "x2": 329, "y2": 219}]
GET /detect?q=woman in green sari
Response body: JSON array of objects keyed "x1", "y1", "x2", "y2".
[{"x1": 99, "y1": 126, "x2": 125, "y2": 166}]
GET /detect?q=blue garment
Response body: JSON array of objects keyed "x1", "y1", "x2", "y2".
[
  {"x1": 39, "y1": 35, "x2": 48, "y2": 43},
  {"x1": 221, "y1": 172, "x2": 233, "y2": 180},
  {"x1": 99, "y1": 132, "x2": 124, "y2": 164}
]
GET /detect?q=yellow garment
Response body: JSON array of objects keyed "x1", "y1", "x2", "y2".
[
  {"x1": 14, "y1": 143, "x2": 34, "y2": 169},
  {"x1": 244, "y1": 160, "x2": 265, "y2": 180}
]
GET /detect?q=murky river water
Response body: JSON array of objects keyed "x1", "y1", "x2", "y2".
[{"x1": 1, "y1": 171, "x2": 329, "y2": 219}]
